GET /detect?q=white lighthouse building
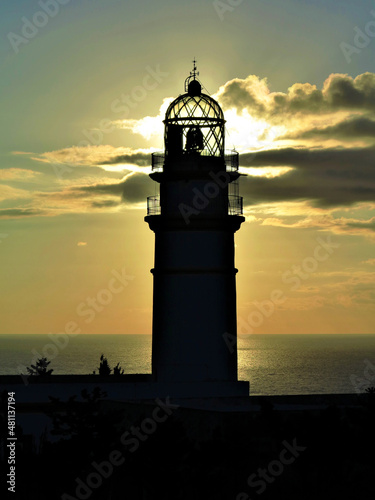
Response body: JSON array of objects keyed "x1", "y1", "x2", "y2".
[{"x1": 145, "y1": 63, "x2": 249, "y2": 398}]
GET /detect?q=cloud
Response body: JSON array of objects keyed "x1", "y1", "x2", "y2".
[
  {"x1": 363, "y1": 258, "x2": 375, "y2": 265},
  {"x1": 315, "y1": 271, "x2": 375, "y2": 307},
  {"x1": 0, "y1": 185, "x2": 31, "y2": 202},
  {"x1": 91, "y1": 199, "x2": 120, "y2": 208},
  {"x1": 277, "y1": 295, "x2": 325, "y2": 311},
  {"x1": 212, "y1": 72, "x2": 375, "y2": 150},
  {"x1": 216, "y1": 75, "x2": 269, "y2": 117},
  {"x1": 79, "y1": 173, "x2": 152, "y2": 204},
  {"x1": 113, "y1": 97, "x2": 173, "y2": 140},
  {"x1": 0, "y1": 169, "x2": 41, "y2": 180},
  {"x1": 216, "y1": 72, "x2": 375, "y2": 120},
  {"x1": 263, "y1": 214, "x2": 375, "y2": 237},
  {"x1": 0, "y1": 208, "x2": 45, "y2": 218},
  {"x1": 12, "y1": 151, "x2": 35, "y2": 156},
  {"x1": 27, "y1": 173, "x2": 151, "y2": 216},
  {"x1": 240, "y1": 146, "x2": 375, "y2": 207},
  {"x1": 346, "y1": 217, "x2": 375, "y2": 231},
  {"x1": 244, "y1": 166, "x2": 294, "y2": 178},
  {"x1": 0, "y1": 162, "x2": 152, "y2": 218},
  {"x1": 99, "y1": 151, "x2": 151, "y2": 167},
  {"x1": 244, "y1": 200, "x2": 375, "y2": 237},
  {"x1": 281, "y1": 116, "x2": 375, "y2": 142},
  {"x1": 24, "y1": 145, "x2": 152, "y2": 170},
  {"x1": 3, "y1": 71, "x2": 375, "y2": 231}
]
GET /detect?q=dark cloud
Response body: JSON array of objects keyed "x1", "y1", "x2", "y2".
[
  {"x1": 347, "y1": 218, "x2": 375, "y2": 230},
  {"x1": 282, "y1": 117, "x2": 375, "y2": 141},
  {"x1": 99, "y1": 152, "x2": 150, "y2": 167},
  {"x1": 79, "y1": 173, "x2": 153, "y2": 203},
  {"x1": 91, "y1": 200, "x2": 120, "y2": 208},
  {"x1": 0, "y1": 208, "x2": 45, "y2": 218},
  {"x1": 85, "y1": 148, "x2": 375, "y2": 209},
  {"x1": 81, "y1": 149, "x2": 375, "y2": 209},
  {"x1": 80, "y1": 182, "x2": 124, "y2": 196},
  {"x1": 240, "y1": 146, "x2": 375, "y2": 207},
  {"x1": 241, "y1": 146, "x2": 375, "y2": 169},
  {"x1": 325, "y1": 73, "x2": 375, "y2": 111}
]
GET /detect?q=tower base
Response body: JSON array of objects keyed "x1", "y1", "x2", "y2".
[{"x1": 149, "y1": 380, "x2": 250, "y2": 399}]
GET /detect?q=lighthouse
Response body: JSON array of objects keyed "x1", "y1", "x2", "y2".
[{"x1": 145, "y1": 62, "x2": 249, "y2": 398}]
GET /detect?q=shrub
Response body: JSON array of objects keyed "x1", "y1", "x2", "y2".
[
  {"x1": 98, "y1": 354, "x2": 111, "y2": 376},
  {"x1": 26, "y1": 357, "x2": 53, "y2": 377}
]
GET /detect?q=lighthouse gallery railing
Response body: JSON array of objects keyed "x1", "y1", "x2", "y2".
[
  {"x1": 151, "y1": 150, "x2": 239, "y2": 173},
  {"x1": 147, "y1": 194, "x2": 243, "y2": 216}
]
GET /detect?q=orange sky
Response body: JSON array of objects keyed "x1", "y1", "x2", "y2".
[{"x1": 1, "y1": 0, "x2": 374, "y2": 335}]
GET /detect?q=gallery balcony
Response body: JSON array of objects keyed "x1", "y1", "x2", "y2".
[
  {"x1": 146, "y1": 194, "x2": 243, "y2": 216},
  {"x1": 151, "y1": 149, "x2": 239, "y2": 174}
]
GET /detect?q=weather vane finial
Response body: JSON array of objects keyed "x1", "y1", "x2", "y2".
[{"x1": 190, "y1": 58, "x2": 199, "y2": 80}]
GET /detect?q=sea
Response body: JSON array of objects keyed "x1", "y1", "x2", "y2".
[{"x1": 0, "y1": 334, "x2": 375, "y2": 395}]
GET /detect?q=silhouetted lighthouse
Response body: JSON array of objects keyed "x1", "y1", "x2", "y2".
[{"x1": 145, "y1": 62, "x2": 249, "y2": 397}]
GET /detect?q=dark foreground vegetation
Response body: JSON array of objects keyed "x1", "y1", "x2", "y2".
[{"x1": 1, "y1": 389, "x2": 375, "y2": 500}]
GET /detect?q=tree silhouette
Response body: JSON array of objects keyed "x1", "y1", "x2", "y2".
[
  {"x1": 26, "y1": 357, "x2": 53, "y2": 377},
  {"x1": 93, "y1": 355, "x2": 125, "y2": 375},
  {"x1": 113, "y1": 362, "x2": 125, "y2": 376},
  {"x1": 97, "y1": 354, "x2": 111, "y2": 375}
]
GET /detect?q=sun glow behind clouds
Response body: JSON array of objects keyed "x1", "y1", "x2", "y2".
[
  {"x1": 113, "y1": 97, "x2": 286, "y2": 156},
  {"x1": 243, "y1": 166, "x2": 294, "y2": 178},
  {"x1": 114, "y1": 97, "x2": 174, "y2": 142},
  {"x1": 224, "y1": 108, "x2": 287, "y2": 151}
]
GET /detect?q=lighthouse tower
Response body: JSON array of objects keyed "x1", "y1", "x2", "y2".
[{"x1": 145, "y1": 62, "x2": 249, "y2": 398}]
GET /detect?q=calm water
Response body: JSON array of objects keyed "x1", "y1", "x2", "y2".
[{"x1": 1, "y1": 334, "x2": 374, "y2": 395}]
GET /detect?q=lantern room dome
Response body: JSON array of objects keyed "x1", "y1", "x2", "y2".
[
  {"x1": 165, "y1": 91, "x2": 225, "y2": 123},
  {"x1": 164, "y1": 64, "x2": 225, "y2": 157}
]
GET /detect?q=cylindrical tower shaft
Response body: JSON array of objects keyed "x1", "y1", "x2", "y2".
[{"x1": 145, "y1": 66, "x2": 248, "y2": 396}]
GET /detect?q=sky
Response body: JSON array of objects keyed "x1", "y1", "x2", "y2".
[{"x1": 0, "y1": 0, "x2": 374, "y2": 335}]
